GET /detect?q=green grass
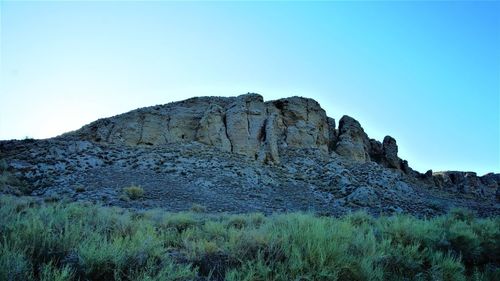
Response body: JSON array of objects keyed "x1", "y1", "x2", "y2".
[{"x1": 0, "y1": 195, "x2": 498, "y2": 281}]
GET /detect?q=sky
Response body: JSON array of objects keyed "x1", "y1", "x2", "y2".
[{"x1": 0, "y1": 1, "x2": 499, "y2": 175}]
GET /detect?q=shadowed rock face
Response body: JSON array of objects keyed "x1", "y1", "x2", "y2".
[{"x1": 1, "y1": 93, "x2": 498, "y2": 216}]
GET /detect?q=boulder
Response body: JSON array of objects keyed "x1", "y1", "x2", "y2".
[{"x1": 346, "y1": 186, "x2": 378, "y2": 206}]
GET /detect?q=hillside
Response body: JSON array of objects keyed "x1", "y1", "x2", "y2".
[{"x1": 1, "y1": 93, "x2": 498, "y2": 216}]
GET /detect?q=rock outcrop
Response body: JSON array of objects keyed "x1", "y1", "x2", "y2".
[
  {"x1": 62, "y1": 94, "x2": 497, "y2": 187},
  {"x1": 65, "y1": 93, "x2": 412, "y2": 169},
  {"x1": 1, "y1": 93, "x2": 498, "y2": 216},
  {"x1": 65, "y1": 94, "x2": 337, "y2": 164},
  {"x1": 432, "y1": 171, "x2": 499, "y2": 198},
  {"x1": 334, "y1": 116, "x2": 371, "y2": 162}
]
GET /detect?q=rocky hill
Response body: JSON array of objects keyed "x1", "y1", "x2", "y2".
[{"x1": 1, "y1": 94, "x2": 498, "y2": 216}]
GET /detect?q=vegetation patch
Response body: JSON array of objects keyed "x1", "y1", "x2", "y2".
[
  {"x1": 190, "y1": 203, "x2": 207, "y2": 213},
  {"x1": 122, "y1": 184, "x2": 145, "y2": 200},
  {"x1": 0, "y1": 160, "x2": 30, "y2": 195},
  {"x1": 0, "y1": 195, "x2": 498, "y2": 281},
  {"x1": 73, "y1": 186, "x2": 86, "y2": 193}
]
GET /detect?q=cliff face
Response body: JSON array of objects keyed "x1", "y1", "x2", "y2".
[
  {"x1": 65, "y1": 93, "x2": 407, "y2": 169},
  {"x1": 1, "y1": 93, "x2": 498, "y2": 216},
  {"x1": 65, "y1": 94, "x2": 329, "y2": 164}
]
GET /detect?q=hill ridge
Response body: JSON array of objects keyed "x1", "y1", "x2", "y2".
[{"x1": 1, "y1": 94, "x2": 498, "y2": 216}]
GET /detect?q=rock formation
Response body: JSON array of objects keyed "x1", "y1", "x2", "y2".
[
  {"x1": 64, "y1": 93, "x2": 406, "y2": 167},
  {"x1": 334, "y1": 116, "x2": 371, "y2": 162},
  {"x1": 65, "y1": 94, "x2": 335, "y2": 164},
  {"x1": 1, "y1": 93, "x2": 498, "y2": 216}
]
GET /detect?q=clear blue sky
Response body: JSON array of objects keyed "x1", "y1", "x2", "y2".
[{"x1": 1, "y1": 1, "x2": 499, "y2": 175}]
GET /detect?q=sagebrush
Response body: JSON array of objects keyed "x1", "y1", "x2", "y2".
[{"x1": 0, "y1": 195, "x2": 498, "y2": 281}]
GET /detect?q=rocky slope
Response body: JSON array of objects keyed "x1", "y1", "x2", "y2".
[{"x1": 1, "y1": 94, "x2": 498, "y2": 216}]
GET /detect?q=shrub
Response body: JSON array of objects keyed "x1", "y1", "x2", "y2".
[
  {"x1": 430, "y1": 252, "x2": 466, "y2": 281},
  {"x1": 74, "y1": 186, "x2": 86, "y2": 193},
  {"x1": 0, "y1": 243, "x2": 33, "y2": 281},
  {"x1": 190, "y1": 203, "x2": 207, "y2": 213},
  {"x1": 346, "y1": 210, "x2": 374, "y2": 227},
  {"x1": 123, "y1": 185, "x2": 145, "y2": 200},
  {"x1": 449, "y1": 208, "x2": 475, "y2": 223},
  {"x1": 226, "y1": 215, "x2": 248, "y2": 229},
  {"x1": 39, "y1": 262, "x2": 74, "y2": 281},
  {"x1": 0, "y1": 195, "x2": 498, "y2": 281},
  {"x1": 447, "y1": 221, "x2": 481, "y2": 264},
  {"x1": 162, "y1": 212, "x2": 199, "y2": 233}
]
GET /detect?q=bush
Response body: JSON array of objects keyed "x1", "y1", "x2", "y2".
[
  {"x1": 190, "y1": 203, "x2": 207, "y2": 213},
  {"x1": 123, "y1": 185, "x2": 145, "y2": 200},
  {"x1": 39, "y1": 262, "x2": 74, "y2": 281},
  {"x1": 74, "y1": 186, "x2": 86, "y2": 193},
  {"x1": 162, "y1": 212, "x2": 199, "y2": 233},
  {"x1": 0, "y1": 195, "x2": 498, "y2": 281},
  {"x1": 0, "y1": 243, "x2": 33, "y2": 281}
]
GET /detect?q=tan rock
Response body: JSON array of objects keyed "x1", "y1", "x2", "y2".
[
  {"x1": 273, "y1": 97, "x2": 330, "y2": 152},
  {"x1": 225, "y1": 94, "x2": 266, "y2": 158},
  {"x1": 196, "y1": 104, "x2": 231, "y2": 152},
  {"x1": 65, "y1": 94, "x2": 381, "y2": 165},
  {"x1": 335, "y1": 115, "x2": 371, "y2": 162}
]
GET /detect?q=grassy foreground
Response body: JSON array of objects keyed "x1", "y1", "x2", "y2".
[{"x1": 0, "y1": 195, "x2": 498, "y2": 281}]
